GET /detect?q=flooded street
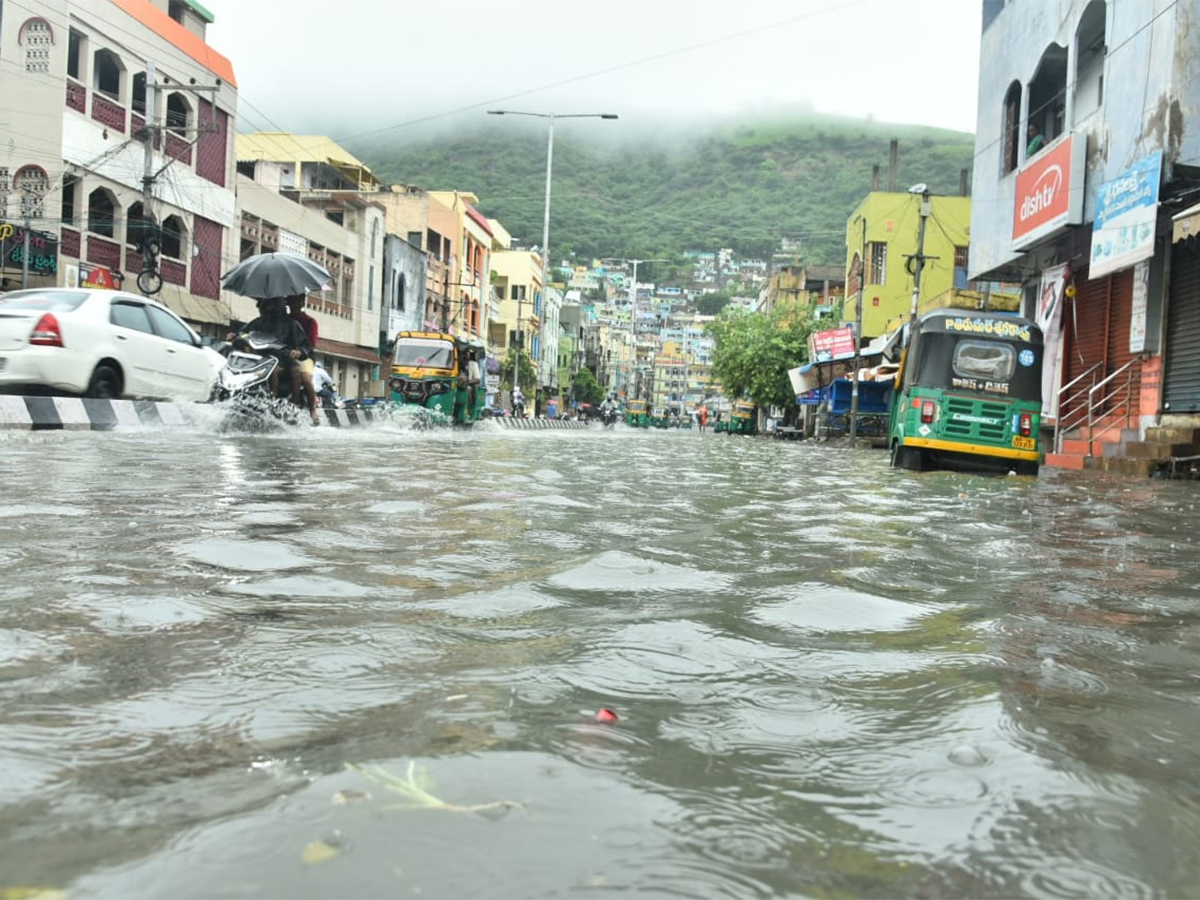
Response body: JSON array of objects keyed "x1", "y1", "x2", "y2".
[{"x1": 1, "y1": 420, "x2": 1199, "y2": 898}]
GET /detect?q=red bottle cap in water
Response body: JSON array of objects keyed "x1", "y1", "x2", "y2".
[{"x1": 592, "y1": 708, "x2": 619, "y2": 722}]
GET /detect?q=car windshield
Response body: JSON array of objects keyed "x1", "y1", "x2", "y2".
[
  {"x1": 0, "y1": 290, "x2": 89, "y2": 312},
  {"x1": 394, "y1": 339, "x2": 454, "y2": 369}
]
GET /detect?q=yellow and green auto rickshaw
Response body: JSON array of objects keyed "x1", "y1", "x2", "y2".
[
  {"x1": 650, "y1": 407, "x2": 671, "y2": 429},
  {"x1": 727, "y1": 401, "x2": 758, "y2": 435},
  {"x1": 387, "y1": 331, "x2": 486, "y2": 426},
  {"x1": 625, "y1": 398, "x2": 649, "y2": 427}
]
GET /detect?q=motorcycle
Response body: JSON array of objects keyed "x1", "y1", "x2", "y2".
[
  {"x1": 210, "y1": 332, "x2": 307, "y2": 429},
  {"x1": 600, "y1": 406, "x2": 619, "y2": 429}
]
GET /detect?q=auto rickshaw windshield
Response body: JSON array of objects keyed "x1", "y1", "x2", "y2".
[{"x1": 394, "y1": 338, "x2": 455, "y2": 369}]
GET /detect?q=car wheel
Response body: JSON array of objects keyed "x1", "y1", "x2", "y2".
[{"x1": 86, "y1": 364, "x2": 122, "y2": 399}]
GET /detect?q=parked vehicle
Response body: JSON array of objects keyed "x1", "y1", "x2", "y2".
[
  {"x1": 887, "y1": 309, "x2": 1043, "y2": 476},
  {"x1": 823, "y1": 378, "x2": 893, "y2": 438},
  {"x1": 387, "y1": 331, "x2": 486, "y2": 426},
  {"x1": 625, "y1": 398, "x2": 649, "y2": 427},
  {"x1": 0, "y1": 288, "x2": 223, "y2": 401},
  {"x1": 727, "y1": 401, "x2": 758, "y2": 435}
]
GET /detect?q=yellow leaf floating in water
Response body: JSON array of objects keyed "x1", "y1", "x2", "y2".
[
  {"x1": 301, "y1": 840, "x2": 342, "y2": 866},
  {"x1": 0, "y1": 891, "x2": 67, "y2": 900}
]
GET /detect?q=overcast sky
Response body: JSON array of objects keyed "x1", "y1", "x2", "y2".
[{"x1": 204, "y1": 0, "x2": 982, "y2": 144}]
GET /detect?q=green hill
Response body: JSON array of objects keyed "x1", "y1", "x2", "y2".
[{"x1": 350, "y1": 114, "x2": 975, "y2": 269}]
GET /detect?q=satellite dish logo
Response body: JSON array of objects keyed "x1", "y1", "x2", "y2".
[{"x1": 1019, "y1": 165, "x2": 1064, "y2": 222}]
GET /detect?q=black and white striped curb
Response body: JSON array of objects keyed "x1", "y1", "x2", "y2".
[
  {"x1": 492, "y1": 417, "x2": 590, "y2": 429},
  {"x1": 0, "y1": 395, "x2": 392, "y2": 430}
]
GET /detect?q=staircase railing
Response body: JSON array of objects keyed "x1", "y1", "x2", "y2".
[
  {"x1": 1054, "y1": 361, "x2": 1102, "y2": 454},
  {"x1": 1085, "y1": 357, "x2": 1141, "y2": 453}
]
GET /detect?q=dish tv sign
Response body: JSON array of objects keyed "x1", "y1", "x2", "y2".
[{"x1": 1012, "y1": 134, "x2": 1086, "y2": 250}]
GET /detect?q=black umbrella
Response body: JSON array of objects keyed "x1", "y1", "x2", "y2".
[{"x1": 220, "y1": 251, "x2": 333, "y2": 299}]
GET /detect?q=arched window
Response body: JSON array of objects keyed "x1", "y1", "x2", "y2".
[
  {"x1": 13, "y1": 165, "x2": 50, "y2": 217},
  {"x1": 93, "y1": 48, "x2": 122, "y2": 100},
  {"x1": 87, "y1": 188, "x2": 117, "y2": 237},
  {"x1": 20, "y1": 18, "x2": 54, "y2": 75},
  {"x1": 1002, "y1": 81, "x2": 1022, "y2": 174},
  {"x1": 166, "y1": 92, "x2": 190, "y2": 134},
  {"x1": 1028, "y1": 43, "x2": 1068, "y2": 151},
  {"x1": 1074, "y1": 1, "x2": 1106, "y2": 122},
  {"x1": 125, "y1": 201, "x2": 155, "y2": 248},
  {"x1": 394, "y1": 272, "x2": 406, "y2": 311},
  {"x1": 132, "y1": 71, "x2": 147, "y2": 115},
  {"x1": 160, "y1": 215, "x2": 186, "y2": 259}
]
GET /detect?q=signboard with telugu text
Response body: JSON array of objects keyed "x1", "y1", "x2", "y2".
[
  {"x1": 808, "y1": 325, "x2": 857, "y2": 362},
  {"x1": 1089, "y1": 151, "x2": 1161, "y2": 278},
  {"x1": 0, "y1": 221, "x2": 59, "y2": 276}
]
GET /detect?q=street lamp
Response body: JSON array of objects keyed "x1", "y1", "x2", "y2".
[{"x1": 488, "y1": 109, "x2": 618, "y2": 399}]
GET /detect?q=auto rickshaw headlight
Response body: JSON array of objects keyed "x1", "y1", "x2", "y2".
[{"x1": 389, "y1": 377, "x2": 403, "y2": 391}]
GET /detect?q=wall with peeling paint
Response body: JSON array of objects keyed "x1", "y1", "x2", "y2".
[{"x1": 969, "y1": 0, "x2": 1200, "y2": 281}]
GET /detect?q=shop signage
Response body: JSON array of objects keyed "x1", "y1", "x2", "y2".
[
  {"x1": 1089, "y1": 151, "x2": 1161, "y2": 278},
  {"x1": 808, "y1": 325, "x2": 856, "y2": 362},
  {"x1": 1012, "y1": 134, "x2": 1086, "y2": 249},
  {"x1": 0, "y1": 221, "x2": 59, "y2": 275},
  {"x1": 1130, "y1": 260, "x2": 1149, "y2": 354},
  {"x1": 65, "y1": 262, "x2": 121, "y2": 290}
]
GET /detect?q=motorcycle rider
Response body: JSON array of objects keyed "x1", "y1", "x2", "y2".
[
  {"x1": 312, "y1": 360, "x2": 336, "y2": 407},
  {"x1": 226, "y1": 297, "x2": 311, "y2": 402}
]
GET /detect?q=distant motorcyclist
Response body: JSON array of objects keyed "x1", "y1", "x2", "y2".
[
  {"x1": 226, "y1": 297, "x2": 311, "y2": 400},
  {"x1": 313, "y1": 361, "x2": 336, "y2": 407}
]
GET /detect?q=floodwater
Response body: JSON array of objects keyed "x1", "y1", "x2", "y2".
[{"x1": 1, "y1": 417, "x2": 1199, "y2": 899}]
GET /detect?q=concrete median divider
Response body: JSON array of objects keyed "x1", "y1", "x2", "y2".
[{"x1": 0, "y1": 396, "x2": 595, "y2": 431}]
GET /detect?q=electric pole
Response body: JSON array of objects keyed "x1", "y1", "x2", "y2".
[
  {"x1": 909, "y1": 186, "x2": 931, "y2": 325},
  {"x1": 848, "y1": 215, "x2": 866, "y2": 441}
]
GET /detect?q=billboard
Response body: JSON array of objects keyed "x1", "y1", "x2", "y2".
[
  {"x1": 1089, "y1": 151, "x2": 1161, "y2": 278},
  {"x1": 808, "y1": 325, "x2": 856, "y2": 362},
  {"x1": 1012, "y1": 134, "x2": 1086, "y2": 249}
]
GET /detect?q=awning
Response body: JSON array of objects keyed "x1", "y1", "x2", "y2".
[
  {"x1": 314, "y1": 337, "x2": 382, "y2": 365},
  {"x1": 1173, "y1": 202, "x2": 1200, "y2": 243},
  {"x1": 861, "y1": 325, "x2": 906, "y2": 361}
]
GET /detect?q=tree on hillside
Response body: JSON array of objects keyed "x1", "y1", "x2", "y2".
[
  {"x1": 695, "y1": 292, "x2": 734, "y2": 316},
  {"x1": 706, "y1": 301, "x2": 816, "y2": 421}
]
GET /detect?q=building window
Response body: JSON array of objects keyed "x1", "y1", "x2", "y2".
[
  {"x1": 954, "y1": 246, "x2": 969, "y2": 290},
  {"x1": 132, "y1": 71, "x2": 146, "y2": 115},
  {"x1": 1074, "y1": 0, "x2": 1106, "y2": 123},
  {"x1": 1002, "y1": 80, "x2": 1021, "y2": 174},
  {"x1": 368, "y1": 264, "x2": 375, "y2": 311},
  {"x1": 166, "y1": 92, "x2": 189, "y2": 134},
  {"x1": 87, "y1": 188, "x2": 117, "y2": 237},
  {"x1": 161, "y1": 215, "x2": 185, "y2": 259},
  {"x1": 511, "y1": 285, "x2": 526, "y2": 301},
  {"x1": 61, "y1": 175, "x2": 80, "y2": 225},
  {"x1": 125, "y1": 201, "x2": 154, "y2": 247},
  {"x1": 168, "y1": 0, "x2": 186, "y2": 24},
  {"x1": 394, "y1": 272, "x2": 406, "y2": 311},
  {"x1": 0, "y1": 168, "x2": 8, "y2": 219},
  {"x1": 93, "y1": 48, "x2": 122, "y2": 100},
  {"x1": 20, "y1": 18, "x2": 53, "y2": 74},
  {"x1": 67, "y1": 29, "x2": 84, "y2": 80},
  {"x1": 370, "y1": 218, "x2": 378, "y2": 258},
  {"x1": 1028, "y1": 43, "x2": 1067, "y2": 155},
  {"x1": 868, "y1": 242, "x2": 887, "y2": 285},
  {"x1": 14, "y1": 165, "x2": 49, "y2": 218}
]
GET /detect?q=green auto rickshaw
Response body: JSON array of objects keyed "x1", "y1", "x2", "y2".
[
  {"x1": 388, "y1": 331, "x2": 486, "y2": 426},
  {"x1": 728, "y1": 401, "x2": 758, "y2": 435},
  {"x1": 625, "y1": 398, "x2": 649, "y2": 427}
]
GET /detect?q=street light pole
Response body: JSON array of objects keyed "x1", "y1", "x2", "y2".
[
  {"x1": 908, "y1": 184, "x2": 932, "y2": 326},
  {"x1": 488, "y1": 109, "x2": 618, "y2": 404}
]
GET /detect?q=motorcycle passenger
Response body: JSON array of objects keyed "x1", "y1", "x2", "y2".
[
  {"x1": 287, "y1": 295, "x2": 321, "y2": 425},
  {"x1": 313, "y1": 361, "x2": 336, "y2": 408},
  {"x1": 226, "y1": 297, "x2": 311, "y2": 402}
]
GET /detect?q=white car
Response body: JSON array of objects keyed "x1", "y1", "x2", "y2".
[{"x1": 0, "y1": 288, "x2": 224, "y2": 401}]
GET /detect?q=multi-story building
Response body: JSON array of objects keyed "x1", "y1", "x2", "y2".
[
  {"x1": 842, "y1": 191, "x2": 973, "y2": 340},
  {"x1": 427, "y1": 191, "x2": 492, "y2": 342},
  {"x1": 970, "y1": 0, "x2": 1200, "y2": 466},
  {"x1": 0, "y1": 0, "x2": 237, "y2": 330},
  {"x1": 233, "y1": 135, "x2": 387, "y2": 399},
  {"x1": 489, "y1": 248, "x2": 543, "y2": 396}
]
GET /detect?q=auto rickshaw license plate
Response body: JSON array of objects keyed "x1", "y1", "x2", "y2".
[{"x1": 1012, "y1": 436, "x2": 1035, "y2": 450}]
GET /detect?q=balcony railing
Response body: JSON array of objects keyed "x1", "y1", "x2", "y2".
[
  {"x1": 66, "y1": 79, "x2": 86, "y2": 113},
  {"x1": 91, "y1": 93, "x2": 126, "y2": 133}
]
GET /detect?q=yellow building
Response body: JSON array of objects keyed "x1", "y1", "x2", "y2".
[
  {"x1": 489, "y1": 249, "x2": 543, "y2": 373},
  {"x1": 843, "y1": 192, "x2": 972, "y2": 339}
]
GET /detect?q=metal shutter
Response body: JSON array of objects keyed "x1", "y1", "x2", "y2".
[
  {"x1": 1061, "y1": 267, "x2": 1112, "y2": 420},
  {"x1": 1164, "y1": 241, "x2": 1200, "y2": 412}
]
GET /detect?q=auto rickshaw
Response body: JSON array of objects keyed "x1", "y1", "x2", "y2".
[
  {"x1": 888, "y1": 309, "x2": 1043, "y2": 475},
  {"x1": 624, "y1": 398, "x2": 649, "y2": 427},
  {"x1": 387, "y1": 331, "x2": 486, "y2": 425},
  {"x1": 727, "y1": 401, "x2": 758, "y2": 435},
  {"x1": 650, "y1": 407, "x2": 670, "y2": 429}
]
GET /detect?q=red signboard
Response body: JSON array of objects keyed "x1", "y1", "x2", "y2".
[
  {"x1": 81, "y1": 263, "x2": 119, "y2": 290},
  {"x1": 1012, "y1": 134, "x2": 1084, "y2": 247},
  {"x1": 809, "y1": 326, "x2": 856, "y2": 362}
]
